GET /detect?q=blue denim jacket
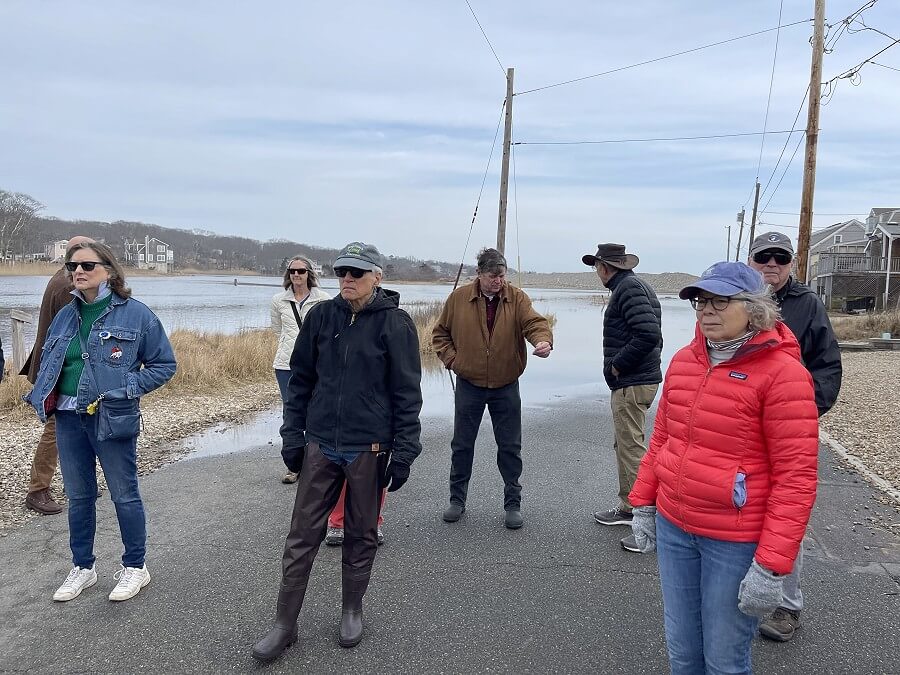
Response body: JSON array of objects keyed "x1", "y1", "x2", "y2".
[{"x1": 26, "y1": 293, "x2": 177, "y2": 423}]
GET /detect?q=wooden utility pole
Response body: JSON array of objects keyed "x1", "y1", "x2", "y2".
[
  {"x1": 735, "y1": 208, "x2": 746, "y2": 262},
  {"x1": 726, "y1": 223, "x2": 732, "y2": 261},
  {"x1": 497, "y1": 67, "x2": 514, "y2": 255},
  {"x1": 796, "y1": 0, "x2": 826, "y2": 283},
  {"x1": 747, "y1": 181, "x2": 761, "y2": 258}
]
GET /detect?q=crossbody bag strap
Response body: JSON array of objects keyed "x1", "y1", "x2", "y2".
[{"x1": 290, "y1": 296, "x2": 308, "y2": 329}]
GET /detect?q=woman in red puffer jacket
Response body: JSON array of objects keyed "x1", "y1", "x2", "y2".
[{"x1": 628, "y1": 261, "x2": 818, "y2": 675}]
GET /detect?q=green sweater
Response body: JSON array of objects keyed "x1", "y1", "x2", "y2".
[{"x1": 58, "y1": 294, "x2": 113, "y2": 396}]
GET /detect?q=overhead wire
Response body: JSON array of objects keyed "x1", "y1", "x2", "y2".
[
  {"x1": 753, "y1": 0, "x2": 785, "y2": 187},
  {"x1": 514, "y1": 130, "x2": 800, "y2": 146},
  {"x1": 463, "y1": 0, "x2": 506, "y2": 77},
  {"x1": 871, "y1": 60, "x2": 900, "y2": 72},
  {"x1": 515, "y1": 18, "x2": 813, "y2": 96},
  {"x1": 758, "y1": 87, "x2": 809, "y2": 203},
  {"x1": 511, "y1": 128, "x2": 522, "y2": 286},
  {"x1": 758, "y1": 132, "x2": 806, "y2": 215}
]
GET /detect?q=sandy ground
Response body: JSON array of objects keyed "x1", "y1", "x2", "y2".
[{"x1": 2, "y1": 350, "x2": 897, "y2": 533}]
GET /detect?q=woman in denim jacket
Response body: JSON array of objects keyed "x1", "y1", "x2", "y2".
[{"x1": 26, "y1": 242, "x2": 176, "y2": 604}]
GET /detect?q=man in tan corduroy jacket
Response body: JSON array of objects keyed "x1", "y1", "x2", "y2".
[{"x1": 432, "y1": 247, "x2": 553, "y2": 529}]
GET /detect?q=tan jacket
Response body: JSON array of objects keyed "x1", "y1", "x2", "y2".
[{"x1": 432, "y1": 280, "x2": 553, "y2": 389}]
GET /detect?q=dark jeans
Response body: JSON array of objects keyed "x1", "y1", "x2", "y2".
[
  {"x1": 449, "y1": 377, "x2": 522, "y2": 510},
  {"x1": 55, "y1": 411, "x2": 146, "y2": 569},
  {"x1": 275, "y1": 369, "x2": 291, "y2": 403}
]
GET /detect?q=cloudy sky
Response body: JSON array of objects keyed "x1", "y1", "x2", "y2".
[{"x1": 2, "y1": 1, "x2": 898, "y2": 273}]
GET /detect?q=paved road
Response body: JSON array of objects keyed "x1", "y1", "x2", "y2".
[{"x1": 1, "y1": 397, "x2": 898, "y2": 674}]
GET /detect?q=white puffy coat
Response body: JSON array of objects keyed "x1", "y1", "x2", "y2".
[{"x1": 271, "y1": 286, "x2": 332, "y2": 369}]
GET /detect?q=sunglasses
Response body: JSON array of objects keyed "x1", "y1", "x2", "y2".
[
  {"x1": 288, "y1": 268, "x2": 308, "y2": 275},
  {"x1": 752, "y1": 250, "x2": 792, "y2": 266},
  {"x1": 690, "y1": 296, "x2": 733, "y2": 311},
  {"x1": 334, "y1": 267, "x2": 367, "y2": 279},
  {"x1": 65, "y1": 261, "x2": 106, "y2": 272}
]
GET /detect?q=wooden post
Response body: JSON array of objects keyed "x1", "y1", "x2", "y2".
[
  {"x1": 796, "y1": 0, "x2": 826, "y2": 284},
  {"x1": 747, "y1": 181, "x2": 761, "y2": 259},
  {"x1": 10, "y1": 309, "x2": 32, "y2": 374},
  {"x1": 735, "y1": 209, "x2": 746, "y2": 262},
  {"x1": 497, "y1": 67, "x2": 514, "y2": 255},
  {"x1": 726, "y1": 223, "x2": 732, "y2": 261}
]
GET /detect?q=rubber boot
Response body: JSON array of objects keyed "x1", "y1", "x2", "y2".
[
  {"x1": 338, "y1": 579, "x2": 367, "y2": 648},
  {"x1": 251, "y1": 586, "x2": 305, "y2": 662}
]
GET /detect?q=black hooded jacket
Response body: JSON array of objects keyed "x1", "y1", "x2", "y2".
[
  {"x1": 602, "y1": 269, "x2": 663, "y2": 391},
  {"x1": 281, "y1": 287, "x2": 423, "y2": 470},
  {"x1": 776, "y1": 277, "x2": 842, "y2": 416}
]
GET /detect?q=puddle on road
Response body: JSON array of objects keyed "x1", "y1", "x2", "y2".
[{"x1": 177, "y1": 408, "x2": 283, "y2": 460}]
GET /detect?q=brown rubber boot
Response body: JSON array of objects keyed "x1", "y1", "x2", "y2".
[
  {"x1": 25, "y1": 489, "x2": 63, "y2": 515},
  {"x1": 251, "y1": 586, "x2": 306, "y2": 662}
]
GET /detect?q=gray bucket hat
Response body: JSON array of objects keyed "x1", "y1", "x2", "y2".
[{"x1": 333, "y1": 242, "x2": 383, "y2": 271}]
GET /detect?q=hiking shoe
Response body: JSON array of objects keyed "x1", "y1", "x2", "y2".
[
  {"x1": 53, "y1": 566, "x2": 97, "y2": 602},
  {"x1": 504, "y1": 509, "x2": 524, "y2": 530},
  {"x1": 442, "y1": 503, "x2": 465, "y2": 522},
  {"x1": 325, "y1": 527, "x2": 344, "y2": 546},
  {"x1": 281, "y1": 470, "x2": 300, "y2": 484},
  {"x1": 620, "y1": 534, "x2": 642, "y2": 552},
  {"x1": 759, "y1": 607, "x2": 801, "y2": 642},
  {"x1": 108, "y1": 565, "x2": 151, "y2": 601},
  {"x1": 593, "y1": 508, "x2": 633, "y2": 526},
  {"x1": 377, "y1": 527, "x2": 385, "y2": 546},
  {"x1": 25, "y1": 488, "x2": 63, "y2": 515}
]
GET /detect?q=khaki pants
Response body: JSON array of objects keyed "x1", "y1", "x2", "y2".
[
  {"x1": 28, "y1": 415, "x2": 59, "y2": 494},
  {"x1": 611, "y1": 383, "x2": 659, "y2": 511}
]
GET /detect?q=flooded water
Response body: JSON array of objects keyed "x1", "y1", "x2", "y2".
[{"x1": 2, "y1": 274, "x2": 699, "y2": 437}]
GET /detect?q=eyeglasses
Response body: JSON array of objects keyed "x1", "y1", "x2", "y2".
[
  {"x1": 65, "y1": 261, "x2": 106, "y2": 272},
  {"x1": 334, "y1": 267, "x2": 367, "y2": 279},
  {"x1": 752, "y1": 250, "x2": 792, "y2": 266},
  {"x1": 690, "y1": 296, "x2": 733, "y2": 311},
  {"x1": 288, "y1": 268, "x2": 308, "y2": 275}
]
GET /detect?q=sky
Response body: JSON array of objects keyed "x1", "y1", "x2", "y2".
[{"x1": 2, "y1": 1, "x2": 898, "y2": 274}]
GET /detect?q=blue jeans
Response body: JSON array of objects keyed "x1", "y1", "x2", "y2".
[
  {"x1": 275, "y1": 369, "x2": 291, "y2": 403},
  {"x1": 55, "y1": 411, "x2": 146, "y2": 568},
  {"x1": 656, "y1": 513, "x2": 759, "y2": 675}
]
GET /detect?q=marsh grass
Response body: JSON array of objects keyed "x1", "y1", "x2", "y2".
[{"x1": 831, "y1": 310, "x2": 900, "y2": 341}]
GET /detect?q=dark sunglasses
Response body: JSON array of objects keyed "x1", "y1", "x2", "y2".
[
  {"x1": 334, "y1": 267, "x2": 367, "y2": 279},
  {"x1": 65, "y1": 261, "x2": 106, "y2": 272},
  {"x1": 288, "y1": 268, "x2": 308, "y2": 275},
  {"x1": 752, "y1": 250, "x2": 792, "y2": 266},
  {"x1": 690, "y1": 296, "x2": 732, "y2": 311}
]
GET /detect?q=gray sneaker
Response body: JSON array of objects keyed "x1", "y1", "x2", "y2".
[
  {"x1": 442, "y1": 503, "x2": 465, "y2": 522},
  {"x1": 325, "y1": 527, "x2": 344, "y2": 546},
  {"x1": 620, "y1": 534, "x2": 642, "y2": 552},
  {"x1": 594, "y1": 508, "x2": 633, "y2": 526},
  {"x1": 504, "y1": 509, "x2": 524, "y2": 529}
]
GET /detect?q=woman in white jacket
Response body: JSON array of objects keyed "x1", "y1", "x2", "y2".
[{"x1": 271, "y1": 256, "x2": 331, "y2": 483}]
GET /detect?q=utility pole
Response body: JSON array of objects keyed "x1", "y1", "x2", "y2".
[
  {"x1": 796, "y1": 0, "x2": 826, "y2": 283},
  {"x1": 747, "y1": 181, "x2": 761, "y2": 258},
  {"x1": 497, "y1": 67, "x2": 514, "y2": 255},
  {"x1": 726, "y1": 223, "x2": 732, "y2": 261},
  {"x1": 735, "y1": 208, "x2": 746, "y2": 262}
]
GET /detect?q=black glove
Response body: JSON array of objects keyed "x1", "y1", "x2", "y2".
[
  {"x1": 281, "y1": 444, "x2": 306, "y2": 474},
  {"x1": 384, "y1": 461, "x2": 410, "y2": 492}
]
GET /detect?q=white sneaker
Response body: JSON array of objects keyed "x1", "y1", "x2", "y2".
[
  {"x1": 53, "y1": 566, "x2": 97, "y2": 602},
  {"x1": 108, "y1": 565, "x2": 151, "y2": 601}
]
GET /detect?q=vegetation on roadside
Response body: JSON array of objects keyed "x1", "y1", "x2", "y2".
[{"x1": 831, "y1": 310, "x2": 900, "y2": 341}]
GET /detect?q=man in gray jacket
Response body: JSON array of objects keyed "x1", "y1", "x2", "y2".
[{"x1": 749, "y1": 231, "x2": 842, "y2": 642}]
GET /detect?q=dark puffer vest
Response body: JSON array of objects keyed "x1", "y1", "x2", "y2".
[{"x1": 602, "y1": 270, "x2": 663, "y2": 390}]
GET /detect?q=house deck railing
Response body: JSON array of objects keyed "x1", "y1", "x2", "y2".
[{"x1": 816, "y1": 254, "x2": 900, "y2": 275}]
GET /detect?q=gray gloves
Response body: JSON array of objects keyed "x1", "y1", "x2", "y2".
[
  {"x1": 738, "y1": 560, "x2": 783, "y2": 618},
  {"x1": 631, "y1": 505, "x2": 657, "y2": 553}
]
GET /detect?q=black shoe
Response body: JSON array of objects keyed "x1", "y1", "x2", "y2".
[
  {"x1": 251, "y1": 625, "x2": 298, "y2": 662},
  {"x1": 504, "y1": 509, "x2": 523, "y2": 529},
  {"x1": 759, "y1": 607, "x2": 801, "y2": 642},
  {"x1": 442, "y1": 503, "x2": 465, "y2": 522},
  {"x1": 620, "y1": 534, "x2": 641, "y2": 552},
  {"x1": 593, "y1": 507, "x2": 633, "y2": 526},
  {"x1": 339, "y1": 583, "x2": 366, "y2": 648}
]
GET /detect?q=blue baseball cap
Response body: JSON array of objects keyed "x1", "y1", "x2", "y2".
[{"x1": 678, "y1": 261, "x2": 766, "y2": 300}]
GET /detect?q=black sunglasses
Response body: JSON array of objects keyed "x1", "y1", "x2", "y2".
[
  {"x1": 334, "y1": 267, "x2": 367, "y2": 279},
  {"x1": 752, "y1": 250, "x2": 792, "y2": 266},
  {"x1": 288, "y1": 268, "x2": 308, "y2": 275},
  {"x1": 65, "y1": 261, "x2": 106, "y2": 272}
]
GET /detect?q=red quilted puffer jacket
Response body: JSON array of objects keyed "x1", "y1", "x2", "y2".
[{"x1": 629, "y1": 322, "x2": 819, "y2": 575}]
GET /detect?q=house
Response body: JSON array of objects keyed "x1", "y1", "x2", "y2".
[
  {"x1": 808, "y1": 209, "x2": 900, "y2": 311},
  {"x1": 124, "y1": 236, "x2": 175, "y2": 273},
  {"x1": 46, "y1": 239, "x2": 68, "y2": 262}
]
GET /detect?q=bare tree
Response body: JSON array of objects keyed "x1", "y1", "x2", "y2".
[{"x1": 0, "y1": 189, "x2": 44, "y2": 262}]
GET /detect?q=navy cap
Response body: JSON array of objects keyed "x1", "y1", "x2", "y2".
[
  {"x1": 333, "y1": 242, "x2": 383, "y2": 271},
  {"x1": 679, "y1": 261, "x2": 766, "y2": 299}
]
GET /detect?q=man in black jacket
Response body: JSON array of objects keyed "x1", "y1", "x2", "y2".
[
  {"x1": 582, "y1": 243, "x2": 662, "y2": 551},
  {"x1": 749, "y1": 231, "x2": 842, "y2": 642},
  {"x1": 252, "y1": 242, "x2": 423, "y2": 663}
]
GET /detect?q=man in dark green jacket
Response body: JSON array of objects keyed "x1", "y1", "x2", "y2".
[{"x1": 582, "y1": 243, "x2": 662, "y2": 551}]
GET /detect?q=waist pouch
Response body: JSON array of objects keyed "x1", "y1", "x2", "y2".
[{"x1": 97, "y1": 398, "x2": 142, "y2": 442}]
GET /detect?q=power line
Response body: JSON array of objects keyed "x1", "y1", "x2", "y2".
[
  {"x1": 463, "y1": 0, "x2": 506, "y2": 77},
  {"x1": 821, "y1": 35, "x2": 900, "y2": 102},
  {"x1": 511, "y1": 131, "x2": 522, "y2": 283},
  {"x1": 515, "y1": 18, "x2": 813, "y2": 96},
  {"x1": 514, "y1": 129, "x2": 800, "y2": 146},
  {"x1": 759, "y1": 131, "x2": 806, "y2": 214},
  {"x1": 872, "y1": 60, "x2": 900, "y2": 72},
  {"x1": 754, "y1": 0, "x2": 785, "y2": 183},
  {"x1": 765, "y1": 211, "x2": 866, "y2": 216},
  {"x1": 758, "y1": 87, "x2": 808, "y2": 203}
]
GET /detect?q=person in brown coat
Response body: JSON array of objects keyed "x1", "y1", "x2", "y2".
[
  {"x1": 432, "y1": 247, "x2": 553, "y2": 529},
  {"x1": 21, "y1": 236, "x2": 93, "y2": 515}
]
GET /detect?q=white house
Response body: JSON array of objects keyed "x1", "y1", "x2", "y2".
[
  {"x1": 124, "y1": 236, "x2": 175, "y2": 273},
  {"x1": 46, "y1": 239, "x2": 68, "y2": 262}
]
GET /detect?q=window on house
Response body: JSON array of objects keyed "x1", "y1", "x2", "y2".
[
  {"x1": 156, "y1": 254, "x2": 166, "y2": 262},
  {"x1": 157, "y1": 245, "x2": 165, "y2": 252},
  {"x1": 833, "y1": 235, "x2": 843, "y2": 244},
  {"x1": 138, "y1": 254, "x2": 145, "y2": 262}
]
